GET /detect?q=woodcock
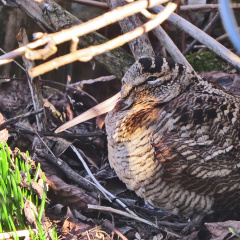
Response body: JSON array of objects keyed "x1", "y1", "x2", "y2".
[{"x1": 55, "y1": 57, "x2": 240, "y2": 217}]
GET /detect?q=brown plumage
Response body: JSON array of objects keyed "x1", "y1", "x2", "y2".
[
  {"x1": 56, "y1": 56, "x2": 240, "y2": 217},
  {"x1": 105, "y1": 57, "x2": 240, "y2": 216}
]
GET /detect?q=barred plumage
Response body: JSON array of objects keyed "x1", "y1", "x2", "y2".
[{"x1": 105, "y1": 56, "x2": 240, "y2": 216}]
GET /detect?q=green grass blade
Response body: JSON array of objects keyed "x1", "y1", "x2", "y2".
[
  {"x1": 38, "y1": 173, "x2": 47, "y2": 222},
  {"x1": 33, "y1": 163, "x2": 41, "y2": 182}
]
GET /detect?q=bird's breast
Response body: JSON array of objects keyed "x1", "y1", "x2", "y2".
[{"x1": 105, "y1": 107, "x2": 163, "y2": 195}]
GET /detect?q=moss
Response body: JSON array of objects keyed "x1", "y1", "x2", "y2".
[{"x1": 186, "y1": 51, "x2": 227, "y2": 72}]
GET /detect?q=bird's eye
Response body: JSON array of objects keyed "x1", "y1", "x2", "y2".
[{"x1": 147, "y1": 76, "x2": 159, "y2": 84}]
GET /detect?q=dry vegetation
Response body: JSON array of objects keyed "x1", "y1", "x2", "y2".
[{"x1": 0, "y1": 0, "x2": 240, "y2": 239}]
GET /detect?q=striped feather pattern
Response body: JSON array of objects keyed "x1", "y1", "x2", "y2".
[{"x1": 105, "y1": 57, "x2": 240, "y2": 216}]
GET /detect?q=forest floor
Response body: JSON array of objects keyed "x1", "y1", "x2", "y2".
[{"x1": 1, "y1": 69, "x2": 240, "y2": 240}]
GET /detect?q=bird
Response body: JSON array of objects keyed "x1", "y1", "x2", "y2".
[{"x1": 55, "y1": 56, "x2": 240, "y2": 217}]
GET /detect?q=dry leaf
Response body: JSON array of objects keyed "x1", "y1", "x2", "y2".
[
  {"x1": 205, "y1": 220, "x2": 240, "y2": 240},
  {"x1": 46, "y1": 174, "x2": 98, "y2": 210}
]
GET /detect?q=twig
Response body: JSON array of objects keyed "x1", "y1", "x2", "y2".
[
  {"x1": 10, "y1": 126, "x2": 105, "y2": 138},
  {"x1": 157, "y1": 221, "x2": 188, "y2": 229},
  {"x1": 66, "y1": 0, "x2": 109, "y2": 9},
  {"x1": 109, "y1": 0, "x2": 155, "y2": 59},
  {"x1": 0, "y1": 229, "x2": 38, "y2": 239},
  {"x1": 180, "y1": 3, "x2": 240, "y2": 12},
  {"x1": 17, "y1": 28, "x2": 46, "y2": 131},
  {"x1": 71, "y1": 145, "x2": 138, "y2": 216},
  {"x1": 37, "y1": 152, "x2": 99, "y2": 196},
  {"x1": 0, "y1": 0, "x2": 168, "y2": 64},
  {"x1": 0, "y1": 48, "x2": 25, "y2": 71},
  {"x1": 28, "y1": 2, "x2": 177, "y2": 77},
  {"x1": 88, "y1": 204, "x2": 159, "y2": 228},
  {"x1": 214, "y1": 27, "x2": 240, "y2": 43},
  {"x1": 88, "y1": 205, "x2": 181, "y2": 238},
  {"x1": 35, "y1": 131, "x2": 56, "y2": 157},
  {"x1": 1, "y1": 0, "x2": 134, "y2": 79},
  {"x1": 104, "y1": 219, "x2": 128, "y2": 240},
  {"x1": 41, "y1": 80, "x2": 98, "y2": 104},
  {"x1": 71, "y1": 75, "x2": 116, "y2": 89},
  {"x1": 0, "y1": 109, "x2": 43, "y2": 131},
  {"x1": 151, "y1": 5, "x2": 240, "y2": 69},
  {"x1": 152, "y1": 25, "x2": 192, "y2": 68},
  {"x1": 183, "y1": 12, "x2": 219, "y2": 55}
]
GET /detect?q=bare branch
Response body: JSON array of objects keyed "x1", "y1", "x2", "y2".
[
  {"x1": 66, "y1": 0, "x2": 109, "y2": 9},
  {"x1": 0, "y1": 229, "x2": 38, "y2": 239},
  {"x1": 0, "y1": 109, "x2": 43, "y2": 131},
  {"x1": 17, "y1": 28, "x2": 46, "y2": 131},
  {"x1": 152, "y1": 25, "x2": 192, "y2": 68},
  {"x1": 0, "y1": 0, "x2": 167, "y2": 62},
  {"x1": 28, "y1": 2, "x2": 177, "y2": 78},
  {"x1": 180, "y1": 4, "x2": 240, "y2": 12},
  {"x1": 151, "y1": 5, "x2": 240, "y2": 70},
  {"x1": 88, "y1": 205, "x2": 181, "y2": 238},
  {"x1": 71, "y1": 145, "x2": 138, "y2": 216},
  {"x1": 109, "y1": 0, "x2": 154, "y2": 59},
  {"x1": 88, "y1": 205, "x2": 160, "y2": 229},
  {"x1": 183, "y1": 12, "x2": 220, "y2": 55},
  {"x1": 0, "y1": 0, "x2": 132, "y2": 79}
]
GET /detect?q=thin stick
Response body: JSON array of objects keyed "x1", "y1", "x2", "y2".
[
  {"x1": 0, "y1": 0, "x2": 168, "y2": 64},
  {"x1": 29, "y1": 2, "x2": 177, "y2": 77},
  {"x1": 17, "y1": 28, "x2": 46, "y2": 131},
  {"x1": 66, "y1": 0, "x2": 109, "y2": 9},
  {"x1": 151, "y1": 5, "x2": 240, "y2": 69},
  {"x1": 180, "y1": 3, "x2": 240, "y2": 12},
  {"x1": 152, "y1": 25, "x2": 192, "y2": 68},
  {"x1": 0, "y1": 109, "x2": 43, "y2": 131},
  {"x1": 10, "y1": 126, "x2": 104, "y2": 138},
  {"x1": 0, "y1": 48, "x2": 25, "y2": 71},
  {"x1": 0, "y1": 229, "x2": 38, "y2": 239},
  {"x1": 71, "y1": 75, "x2": 116, "y2": 88},
  {"x1": 110, "y1": 0, "x2": 155, "y2": 59},
  {"x1": 88, "y1": 204, "x2": 159, "y2": 229},
  {"x1": 88, "y1": 205, "x2": 181, "y2": 238},
  {"x1": 71, "y1": 145, "x2": 138, "y2": 216},
  {"x1": 37, "y1": 152, "x2": 99, "y2": 194},
  {"x1": 183, "y1": 12, "x2": 219, "y2": 55},
  {"x1": 104, "y1": 219, "x2": 128, "y2": 240}
]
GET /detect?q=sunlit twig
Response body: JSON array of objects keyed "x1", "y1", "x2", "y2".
[
  {"x1": 0, "y1": 0, "x2": 168, "y2": 64},
  {"x1": 29, "y1": 2, "x2": 177, "y2": 78}
]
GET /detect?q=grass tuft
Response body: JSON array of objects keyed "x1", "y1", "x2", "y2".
[{"x1": 0, "y1": 141, "x2": 57, "y2": 240}]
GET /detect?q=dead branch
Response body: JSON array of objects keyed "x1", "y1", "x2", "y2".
[
  {"x1": 180, "y1": 4, "x2": 240, "y2": 12},
  {"x1": 0, "y1": 109, "x2": 43, "y2": 131},
  {"x1": 109, "y1": 0, "x2": 155, "y2": 59},
  {"x1": 88, "y1": 204, "x2": 181, "y2": 238},
  {"x1": 151, "y1": 5, "x2": 240, "y2": 69},
  {"x1": 0, "y1": 0, "x2": 133, "y2": 79},
  {"x1": 0, "y1": 229, "x2": 38, "y2": 239},
  {"x1": 152, "y1": 25, "x2": 191, "y2": 67},
  {"x1": 103, "y1": 220, "x2": 128, "y2": 240},
  {"x1": 28, "y1": 2, "x2": 177, "y2": 78},
  {"x1": 71, "y1": 145, "x2": 138, "y2": 216},
  {"x1": 36, "y1": 152, "x2": 99, "y2": 196},
  {"x1": 17, "y1": 28, "x2": 46, "y2": 131},
  {"x1": 66, "y1": 0, "x2": 109, "y2": 9},
  {"x1": 70, "y1": 75, "x2": 116, "y2": 89},
  {"x1": 88, "y1": 205, "x2": 160, "y2": 229},
  {"x1": 183, "y1": 12, "x2": 220, "y2": 55},
  {"x1": 0, "y1": 0, "x2": 167, "y2": 64}
]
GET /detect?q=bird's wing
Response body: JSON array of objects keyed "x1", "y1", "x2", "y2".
[{"x1": 151, "y1": 91, "x2": 240, "y2": 198}]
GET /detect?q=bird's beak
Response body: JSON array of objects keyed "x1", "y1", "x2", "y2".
[{"x1": 55, "y1": 92, "x2": 121, "y2": 133}]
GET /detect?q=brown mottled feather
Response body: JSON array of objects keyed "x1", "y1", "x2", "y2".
[{"x1": 105, "y1": 57, "x2": 240, "y2": 216}]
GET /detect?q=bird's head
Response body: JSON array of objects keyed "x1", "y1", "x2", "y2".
[
  {"x1": 55, "y1": 57, "x2": 196, "y2": 133},
  {"x1": 119, "y1": 57, "x2": 195, "y2": 109}
]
